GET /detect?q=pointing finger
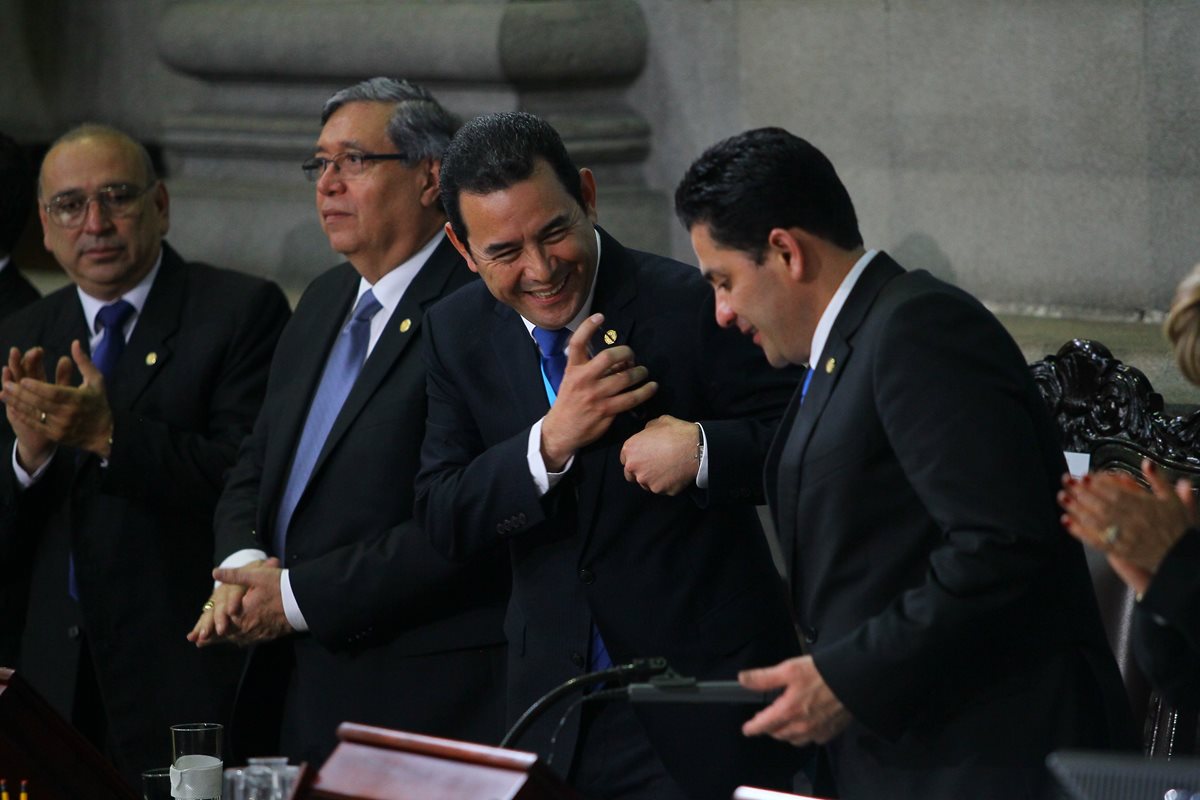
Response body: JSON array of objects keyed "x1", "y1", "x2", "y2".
[{"x1": 565, "y1": 313, "x2": 604, "y2": 366}]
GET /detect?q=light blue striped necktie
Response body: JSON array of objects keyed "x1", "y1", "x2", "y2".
[{"x1": 273, "y1": 289, "x2": 382, "y2": 558}]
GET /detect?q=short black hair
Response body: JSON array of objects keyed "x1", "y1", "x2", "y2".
[
  {"x1": 0, "y1": 132, "x2": 34, "y2": 255},
  {"x1": 674, "y1": 127, "x2": 862, "y2": 259},
  {"x1": 439, "y1": 111, "x2": 584, "y2": 247}
]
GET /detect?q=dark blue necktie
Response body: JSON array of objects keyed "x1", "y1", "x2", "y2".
[
  {"x1": 92, "y1": 300, "x2": 135, "y2": 378},
  {"x1": 70, "y1": 300, "x2": 136, "y2": 600},
  {"x1": 531, "y1": 327, "x2": 570, "y2": 402},
  {"x1": 532, "y1": 325, "x2": 613, "y2": 672},
  {"x1": 273, "y1": 290, "x2": 382, "y2": 558}
]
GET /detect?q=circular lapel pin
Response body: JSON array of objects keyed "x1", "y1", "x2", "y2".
[
  {"x1": 603, "y1": 329, "x2": 618, "y2": 345},
  {"x1": 145, "y1": 352, "x2": 158, "y2": 366},
  {"x1": 825, "y1": 357, "x2": 836, "y2": 374},
  {"x1": 399, "y1": 318, "x2": 412, "y2": 333}
]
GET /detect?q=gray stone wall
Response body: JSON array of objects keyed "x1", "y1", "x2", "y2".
[
  {"x1": 3, "y1": 0, "x2": 1199, "y2": 399},
  {"x1": 629, "y1": 0, "x2": 1200, "y2": 321}
]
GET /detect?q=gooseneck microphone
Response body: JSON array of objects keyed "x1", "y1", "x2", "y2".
[{"x1": 499, "y1": 657, "x2": 782, "y2": 751}]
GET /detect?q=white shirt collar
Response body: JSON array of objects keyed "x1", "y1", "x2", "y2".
[
  {"x1": 353, "y1": 229, "x2": 445, "y2": 316},
  {"x1": 519, "y1": 229, "x2": 603, "y2": 339},
  {"x1": 808, "y1": 249, "x2": 879, "y2": 366},
  {"x1": 77, "y1": 248, "x2": 163, "y2": 341}
]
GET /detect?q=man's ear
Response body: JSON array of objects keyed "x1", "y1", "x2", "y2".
[
  {"x1": 420, "y1": 159, "x2": 442, "y2": 208},
  {"x1": 444, "y1": 221, "x2": 479, "y2": 274},
  {"x1": 578, "y1": 168, "x2": 598, "y2": 224},
  {"x1": 154, "y1": 181, "x2": 171, "y2": 237},
  {"x1": 767, "y1": 227, "x2": 805, "y2": 280}
]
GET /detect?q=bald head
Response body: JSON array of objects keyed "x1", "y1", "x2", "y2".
[
  {"x1": 38, "y1": 123, "x2": 169, "y2": 300},
  {"x1": 39, "y1": 124, "x2": 157, "y2": 198}
]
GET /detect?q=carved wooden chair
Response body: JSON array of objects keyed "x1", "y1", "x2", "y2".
[{"x1": 1031, "y1": 338, "x2": 1200, "y2": 756}]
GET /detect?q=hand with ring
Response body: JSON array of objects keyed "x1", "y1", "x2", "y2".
[{"x1": 1059, "y1": 458, "x2": 1197, "y2": 595}]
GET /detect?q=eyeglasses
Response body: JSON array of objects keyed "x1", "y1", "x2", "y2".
[
  {"x1": 44, "y1": 183, "x2": 152, "y2": 228},
  {"x1": 301, "y1": 151, "x2": 408, "y2": 182}
]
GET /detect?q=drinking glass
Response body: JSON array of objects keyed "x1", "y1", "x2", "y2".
[
  {"x1": 142, "y1": 767, "x2": 173, "y2": 800},
  {"x1": 170, "y1": 722, "x2": 224, "y2": 800}
]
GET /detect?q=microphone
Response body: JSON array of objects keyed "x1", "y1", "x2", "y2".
[
  {"x1": 626, "y1": 678, "x2": 782, "y2": 704},
  {"x1": 499, "y1": 657, "x2": 670, "y2": 748}
]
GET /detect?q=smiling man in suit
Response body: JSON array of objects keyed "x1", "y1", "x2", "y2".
[
  {"x1": 416, "y1": 111, "x2": 803, "y2": 800},
  {"x1": 0, "y1": 123, "x2": 290, "y2": 786},
  {"x1": 189, "y1": 78, "x2": 508, "y2": 767},
  {"x1": 674, "y1": 127, "x2": 1135, "y2": 798}
]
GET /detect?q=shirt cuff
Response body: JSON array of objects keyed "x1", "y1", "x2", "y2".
[
  {"x1": 528, "y1": 417, "x2": 573, "y2": 496},
  {"x1": 696, "y1": 423, "x2": 709, "y2": 489},
  {"x1": 280, "y1": 569, "x2": 309, "y2": 632},
  {"x1": 12, "y1": 441, "x2": 54, "y2": 489}
]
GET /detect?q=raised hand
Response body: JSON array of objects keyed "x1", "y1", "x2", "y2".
[{"x1": 539, "y1": 313, "x2": 658, "y2": 471}]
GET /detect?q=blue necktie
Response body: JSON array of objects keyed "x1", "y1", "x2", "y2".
[
  {"x1": 531, "y1": 326, "x2": 570, "y2": 403},
  {"x1": 91, "y1": 300, "x2": 135, "y2": 378},
  {"x1": 273, "y1": 290, "x2": 382, "y2": 558},
  {"x1": 532, "y1": 326, "x2": 613, "y2": 673},
  {"x1": 70, "y1": 300, "x2": 136, "y2": 600}
]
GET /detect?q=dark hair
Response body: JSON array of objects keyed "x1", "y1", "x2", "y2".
[
  {"x1": 674, "y1": 127, "x2": 862, "y2": 259},
  {"x1": 321, "y1": 77, "x2": 459, "y2": 162},
  {"x1": 0, "y1": 131, "x2": 34, "y2": 254},
  {"x1": 439, "y1": 111, "x2": 584, "y2": 246}
]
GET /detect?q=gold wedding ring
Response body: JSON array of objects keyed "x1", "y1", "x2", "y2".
[
  {"x1": 39, "y1": 410, "x2": 47, "y2": 424},
  {"x1": 1103, "y1": 524, "x2": 1121, "y2": 546},
  {"x1": 202, "y1": 599, "x2": 215, "y2": 612}
]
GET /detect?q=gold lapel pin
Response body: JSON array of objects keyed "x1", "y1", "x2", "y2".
[
  {"x1": 399, "y1": 318, "x2": 412, "y2": 333},
  {"x1": 825, "y1": 357, "x2": 836, "y2": 374},
  {"x1": 145, "y1": 352, "x2": 158, "y2": 366},
  {"x1": 603, "y1": 329, "x2": 618, "y2": 345}
]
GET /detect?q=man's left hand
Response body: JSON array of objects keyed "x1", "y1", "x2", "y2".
[
  {"x1": 739, "y1": 655, "x2": 853, "y2": 746},
  {"x1": 620, "y1": 415, "x2": 700, "y2": 495},
  {"x1": 2, "y1": 340, "x2": 115, "y2": 458},
  {"x1": 209, "y1": 558, "x2": 295, "y2": 645}
]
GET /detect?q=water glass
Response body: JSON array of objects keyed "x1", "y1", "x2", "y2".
[
  {"x1": 170, "y1": 722, "x2": 224, "y2": 799},
  {"x1": 142, "y1": 767, "x2": 173, "y2": 800}
]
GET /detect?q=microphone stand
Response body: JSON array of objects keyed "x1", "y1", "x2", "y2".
[{"x1": 499, "y1": 657, "x2": 670, "y2": 749}]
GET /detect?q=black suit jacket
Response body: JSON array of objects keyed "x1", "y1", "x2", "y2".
[
  {"x1": 417, "y1": 229, "x2": 803, "y2": 800},
  {"x1": 0, "y1": 243, "x2": 290, "y2": 786},
  {"x1": 0, "y1": 261, "x2": 40, "y2": 323},
  {"x1": 769, "y1": 252, "x2": 1135, "y2": 798},
  {"x1": 214, "y1": 237, "x2": 508, "y2": 766},
  {"x1": 1133, "y1": 528, "x2": 1200, "y2": 705}
]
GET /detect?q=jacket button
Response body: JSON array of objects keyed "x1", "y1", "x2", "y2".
[
  {"x1": 571, "y1": 651, "x2": 585, "y2": 668},
  {"x1": 579, "y1": 569, "x2": 594, "y2": 585},
  {"x1": 803, "y1": 627, "x2": 818, "y2": 645},
  {"x1": 67, "y1": 625, "x2": 81, "y2": 640}
]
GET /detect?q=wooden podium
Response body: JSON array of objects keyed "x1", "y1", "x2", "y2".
[
  {"x1": 0, "y1": 668, "x2": 138, "y2": 800},
  {"x1": 302, "y1": 722, "x2": 585, "y2": 800}
]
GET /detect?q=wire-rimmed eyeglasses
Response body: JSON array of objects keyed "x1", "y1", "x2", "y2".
[
  {"x1": 43, "y1": 183, "x2": 153, "y2": 229},
  {"x1": 301, "y1": 151, "x2": 408, "y2": 182}
]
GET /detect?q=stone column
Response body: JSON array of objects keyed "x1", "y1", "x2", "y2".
[{"x1": 156, "y1": 0, "x2": 659, "y2": 288}]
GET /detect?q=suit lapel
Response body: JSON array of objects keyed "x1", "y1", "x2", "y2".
[
  {"x1": 773, "y1": 254, "x2": 904, "y2": 568},
  {"x1": 104, "y1": 245, "x2": 185, "y2": 409},
  {"x1": 572, "y1": 230, "x2": 637, "y2": 545},
  {"x1": 310, "y1": 238, "x2": 463, "y2": 479},
  {"x1": 259, "y1": 267, "x2": 357, "y2": 527}
]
